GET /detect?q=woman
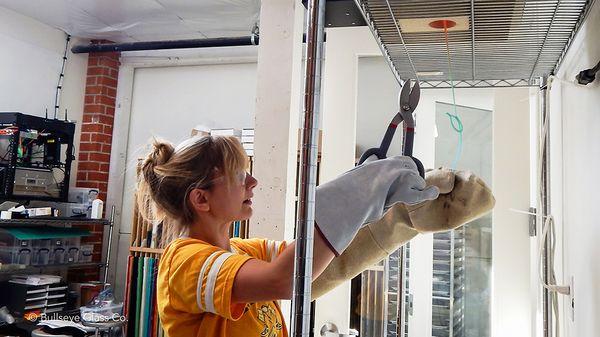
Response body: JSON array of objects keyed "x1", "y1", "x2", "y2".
[{"x1": 138, "y1": 135, "x2": 443, "y2": 337}]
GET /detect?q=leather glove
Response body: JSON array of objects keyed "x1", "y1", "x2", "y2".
[
  {"x1": 312, "y1": 168, "x2": 495, "y2": 299},
  {"x1": 315, "y1": 156, "x2": 439, "y2": 255}
]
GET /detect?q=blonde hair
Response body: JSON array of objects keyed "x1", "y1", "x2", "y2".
[{"x1": 137, "y1": 135, "x2": 248, "y2": 229}]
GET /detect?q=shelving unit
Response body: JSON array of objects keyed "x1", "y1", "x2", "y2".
[
  {"x1": 0, "y1": 218, "x2": 111, "y2": 227},
  {"x1": 431, "y1": 228, "x2": 465, "y2": 337},
  {"x1": 0, "y1": 262, "x2": 106, "y2": 274},
  {"x1": 0, "y1": 212, "x2": 114, "y2": 282},
  {"x1": 0, "y1": 281, "x2": 70, "y2": 316},
  {"x1": 0, "y1": 210, "x2": 115, "y2": 320}
]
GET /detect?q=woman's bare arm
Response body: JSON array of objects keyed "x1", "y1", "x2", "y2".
[{"x1": 231, "y1": 226, "x2": 334, "y2": 303}]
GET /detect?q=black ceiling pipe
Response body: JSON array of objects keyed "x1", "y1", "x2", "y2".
[
  {"x1": 71, "y1": 32, "x2": 325, "y2": 54},
  {"x1": 71, "y1": 35, "x2": 259, "y2": 54}
]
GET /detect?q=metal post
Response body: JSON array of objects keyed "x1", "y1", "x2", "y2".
[
  {"x1": 398, "y1": 247, "x2": 406, "y2": 337},
  {"x1": 539, "y1": 75, "x2": 552, "y2": 337},
  {"x1": 290, "y1": 0, "x2": 325, "y2": 335},
  {"x1": 103, "y1": 205, "x2": 116, "y2": 285}
]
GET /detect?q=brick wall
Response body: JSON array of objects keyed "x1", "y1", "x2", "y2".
[{"x1": 76, "y1": 41, "x2": 120, "y2": 282}]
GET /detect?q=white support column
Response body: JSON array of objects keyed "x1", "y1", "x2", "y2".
[
  {"x1": 251, "y1": 0, "x2": 304, "y2": 241},
  {"x1": 315, "y1": 26, "x2": 380, "y2": 334},
  {"x1": 106, "y1": 65, "x2": 135, "y2": 299},
  {"x1": 492, "y1": 87, "x2": 531, "y2": 336}
]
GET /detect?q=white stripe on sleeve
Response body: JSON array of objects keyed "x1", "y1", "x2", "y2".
[
  {"x1": 204, "y1": 252, "x2": 234, "y2": 314},
  {"x1": 196, "y1": 251, "x2": 222, "y2": 311},
  {"x1": 274, "y1": 241, "x2": 282, "y2": 259},
  {"x1": 268, "y1": 240, "x2": 276, "y2": 262}
]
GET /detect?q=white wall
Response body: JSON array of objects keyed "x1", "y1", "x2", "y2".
[
  {"x1": 0, "y1": 6, "x2": 88, "y2": 188},
  {"x1": 112, "y1": 60, "x2": 258, "y2": 300},
  {"x1": 549, "y1": 1, "x2": 600, "y2": 336},
  {"x1": 491, "y1": 88, "x2": 531, "y2": 336}
]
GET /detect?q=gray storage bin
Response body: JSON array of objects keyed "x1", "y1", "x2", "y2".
[
  {"x1": 79, "y1": 244, "x2": 94, "y2": 263},
  {"x1": 51, "y1": 238, "x2": 67, "y2": 264},
  {"x1": 32, "y1": 238, "x2": 52, "y2": 265},
  {"x1": 0, "y1": 227, "x2": 90, "y2": 266},
  {"x1": 0, "y1": 228, "x2": 33, "y2": 265},
  {"x1": 65, "y1": 236, "x2": 81, "y2": 263}
]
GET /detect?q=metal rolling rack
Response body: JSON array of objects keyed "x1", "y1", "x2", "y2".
[
  {"x1": 431, "y1": 228, "x2": 465, "y2": 337},
  {"x1": 385, "y1": 248, "x2": 401, "y2": 337},
  {"x1": 401, "y1": 243, "x2": 411, "y2": 337},
  {"x1": 359, "y1": 243, "x2": 411, "y2": 337}
]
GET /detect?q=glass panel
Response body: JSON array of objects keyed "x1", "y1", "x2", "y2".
[{"x1": 433, "y1": 102, "x2": 492, "y2": 337}]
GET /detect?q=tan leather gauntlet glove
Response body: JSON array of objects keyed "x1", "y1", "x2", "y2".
[{"x1": 312, "y1": 168, "x2": 495, "y2": 299}]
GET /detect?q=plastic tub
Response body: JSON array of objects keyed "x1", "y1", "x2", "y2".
[
  {"x1": 79, "y1": 244, "x2": 94, "y2": 263},
  {"x1": 0, "y1": 246, "x2": 33, "y2": 265},
  {"x1": 52, "y1": 247, "x2": 66, "y2": 264},
  {"x1": 0, "y1": 228, "x2": 33, "y2": 265},
  {"x1": 32, "y1": 239, "x2": 52, "y2": 265},
  {"x1": 50, "y1": 238, "x2": 66, "y2": 264},
  {"x1": 66, "y1": 237, "x2": 81, "y2": 264},
  {"x1": 80, "y1": 302, "x2": 123, "y2": 323}
]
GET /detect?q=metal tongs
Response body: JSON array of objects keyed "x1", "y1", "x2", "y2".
[{"x1": 357, "y1": 79, "x2": 425, "y2": 177}]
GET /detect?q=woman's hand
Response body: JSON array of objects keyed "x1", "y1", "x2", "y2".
[{"x1": 315, "y1": 156, "x2": 439, "y2": 255}]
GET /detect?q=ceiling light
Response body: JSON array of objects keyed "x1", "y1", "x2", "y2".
[
  {"x1": 416, "y1": 71, "x2": 444, "y2": 76},
  {"x1": 398, "y1": 16, "x2": 469, "y2": 33}
]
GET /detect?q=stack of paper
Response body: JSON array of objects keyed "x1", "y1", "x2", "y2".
[
  {"x1": 210, "y1": 128, "x2": 241, "y2": 138},
  {"x1": 241, "y1": 128, "x2": 254, "y2": 156},
  {"x1": 38, "y1": 319, "x2": 96, "y2": 333},
  {"x1": 10, "y1": 274, "x2": 61, "y2": 286}
]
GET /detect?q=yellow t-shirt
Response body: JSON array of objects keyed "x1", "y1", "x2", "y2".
[{"x1": 157, "y1": 237, "x2": 288, "y2": 337}]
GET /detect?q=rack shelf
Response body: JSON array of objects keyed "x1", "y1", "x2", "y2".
[
  {"x1": 129, "y1": 247, "x2": 163, "y2": 254},
  {"x1": 0, "y1": 262, "x2": 105, "y2": 274},
  {"x1": 0, "y1": 217, "x2": 110, "y2": 227}
]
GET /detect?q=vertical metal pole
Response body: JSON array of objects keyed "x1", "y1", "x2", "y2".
[
  {"x1": 103, "y1": 205, "x2": 116, "y2": 285},
  {"x1": 398, "y1": 247, "x2": 407, "y2": 337},
  {"x1": 539, "y1": 75, "x2": 552, "y2": 337},
  {"x1": 449, "y1": 230, "x2": 455, "y2": 337},
  {"x1": 291, "y1": 0, "x2": 325, "y2": 336}
]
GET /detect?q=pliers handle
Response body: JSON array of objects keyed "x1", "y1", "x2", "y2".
[{"x1": 357, "y1": 80, "x2": 424, "y2": 177}]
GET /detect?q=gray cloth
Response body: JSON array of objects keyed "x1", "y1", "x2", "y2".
[{"x1": 315, "y1": 156, "x2": 439, "y2": 255}]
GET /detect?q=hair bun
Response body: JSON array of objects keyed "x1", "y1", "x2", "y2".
[{"x1": 150, "y1": 139, "x2": 175, "y2": 167}]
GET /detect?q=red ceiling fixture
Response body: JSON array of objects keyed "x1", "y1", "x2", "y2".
[{"x1": 429, "y1": 19, "x2": 457, "y2": 30}]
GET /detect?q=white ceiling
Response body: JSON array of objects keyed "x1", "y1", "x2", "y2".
[{"x1": 0, "y1": 0, "x2": 261, "y2": 42}]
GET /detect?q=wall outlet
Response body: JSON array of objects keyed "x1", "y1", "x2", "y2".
[{"x1": 569, "y1": 276, "x2": 575, "y2": 321}]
